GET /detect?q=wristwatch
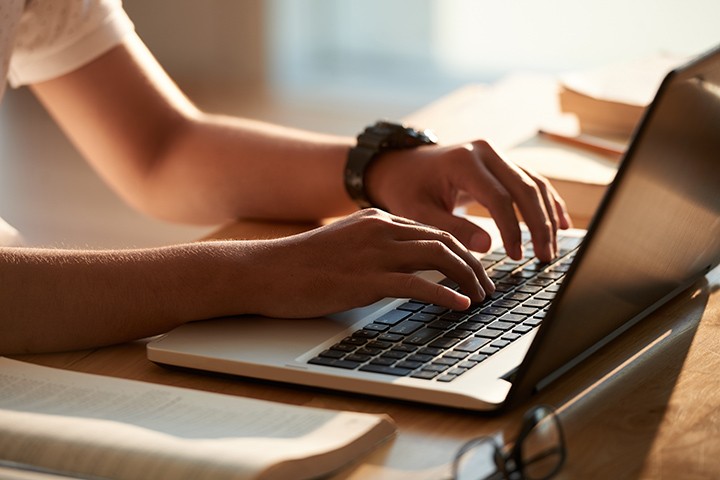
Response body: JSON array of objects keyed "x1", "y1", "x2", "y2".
[{"x1": 344, "y1": 121, "x2": 438, "y2": 209}]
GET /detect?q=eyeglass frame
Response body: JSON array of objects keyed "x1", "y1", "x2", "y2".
[{"x1": 451, "y1": 404, "x2": 567, "y2": 480}]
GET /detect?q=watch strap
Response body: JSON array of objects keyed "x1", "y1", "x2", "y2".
[{"x1": 344, "y1": 121, "x2": 437, "y2": 209}]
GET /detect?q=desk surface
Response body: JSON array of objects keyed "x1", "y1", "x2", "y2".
[{"x1": 12, "y1": 217, "x2": 720, "y2": 480}]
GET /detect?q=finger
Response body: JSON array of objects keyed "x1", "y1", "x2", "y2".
[
  {"x1": 478, "y1": 145, "x2": 555, "y2": 262},
  {"x1": 388, "y1": 222, "x2": 494, "y2": 296},
  {"x1": 450, "y1": 143, "x2": 523, "y2": 259},
  {"x1": 384, "y1": 273, "x2": 471, "y2": 311},
  {"x1": 407, "y1": 209, "x2": 496, "y2": 293},
  {"x1": 520, "y1": 168, "x2": 560, "y2": 258},
  {"x1": 391, "y1": 238, "x2": 490, "y2": 302},
  {"x1": 413, "y1": 206, "x2": 493, "y2": 253}
]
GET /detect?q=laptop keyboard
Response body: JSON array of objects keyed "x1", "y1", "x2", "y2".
[{"x1": 308, "y1": 232, "x2": 583, "y2": 382}]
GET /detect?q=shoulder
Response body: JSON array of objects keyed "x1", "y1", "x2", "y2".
[{"x1": 9, "y1": 0, "x2": 134, "y2": 87}]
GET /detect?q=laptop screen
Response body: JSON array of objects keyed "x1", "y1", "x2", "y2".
[{"x1": 509, "y1": 46, "x2": 720, "y2": 404}]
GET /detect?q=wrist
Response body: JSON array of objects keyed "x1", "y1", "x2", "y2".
[{"x1": 344, "y1": 121, "x2": 437, "y2": 210}]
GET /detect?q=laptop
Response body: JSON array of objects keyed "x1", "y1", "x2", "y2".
[{"x1": 147, "y1": 45, "x2": 720, "y2": 412}]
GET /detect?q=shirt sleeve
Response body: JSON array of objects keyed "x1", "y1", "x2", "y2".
[{"x1": 8, "y1": 0, "x2": 135, "y2": 87}]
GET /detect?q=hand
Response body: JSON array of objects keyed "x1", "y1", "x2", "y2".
[
  {"x1": 365, "y1": 141, "x2": 572, "y2": 262},
  {"x1": 237, "y1": 209, "x2": 494, "y2": 318}
]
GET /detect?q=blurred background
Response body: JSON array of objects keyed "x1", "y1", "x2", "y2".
[{"x1": 1, "y1": 0, "x2": 718, "y2": 247}]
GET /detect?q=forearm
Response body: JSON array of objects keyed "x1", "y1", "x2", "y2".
[
  {"x1": 0, "y1": 244, "x2": 259, "y2": 354},
  {"x1": 143, "y1": 113, "x2": 357, "y2": 223}
]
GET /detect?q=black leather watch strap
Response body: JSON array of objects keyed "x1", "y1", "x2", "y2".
[{"x1": 344, "y1": 121, "x2": 437, "y2": 209}]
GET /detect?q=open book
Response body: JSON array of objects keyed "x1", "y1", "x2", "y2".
[{"x1": 0, "y1": 358, "x2": 395, "y2": 480}]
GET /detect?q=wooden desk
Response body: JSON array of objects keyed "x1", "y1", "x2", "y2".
[{"x1": 12, "y1": 218, "x2": 720, "y2": 479}]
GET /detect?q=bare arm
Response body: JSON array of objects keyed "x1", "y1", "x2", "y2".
[
  {"x1": 30, "y1": 32, "x2": 569, "y2": 260},
  {"x1": 30, "y1": 33, "x2": 357, "y2": 225},
  {"x1": 0, "y1": 210, "x2": 492, "y2": 354}
]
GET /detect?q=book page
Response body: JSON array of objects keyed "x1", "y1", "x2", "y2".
[
  {"x1": 0, "y1": 358, "x2": 395, "y2": 480},
  {"x1": 506, "y1": 135, "x2": 618, "y2": 186},
  {"x1": 561, "y1": 54, "x2": 689, "y2": 106}
]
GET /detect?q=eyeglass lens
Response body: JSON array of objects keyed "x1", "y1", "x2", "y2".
[
  {"x1": 517, "y1": 408, "x2": 565, "y2": 480},
  {"x1": 453, "y1": 406, "x2": 565, "y2": 480}
]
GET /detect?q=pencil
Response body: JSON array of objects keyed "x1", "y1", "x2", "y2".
[{"x1": 538, "y1": 129, "x2": 625, "y2": 162}]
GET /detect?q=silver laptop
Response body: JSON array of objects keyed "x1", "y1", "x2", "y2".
[{"x1": 147, "y1": 45, "x2": 720, "y2": 412}]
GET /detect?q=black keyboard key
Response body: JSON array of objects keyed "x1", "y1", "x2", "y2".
[
  {"x1": 397, "y1": 301, "x2": 425, "y2": 312},
  {"x1": 441, "y1": 312, "x2": 467, "y2": 322},
  {"x1": 423, "y1": 363, "x2": 450, "y2": 373},
  {"x1": 389, "y1": 320, "x2": 425, "y2": 335},
  {"x1": 319, "y1": 349, "x2": 345, "y2": 359},
  {"x1": 513, "y1": 325, "x2": 533, "y2": 334},
  {"x1": 396, "y1": 360, "x2": 424, "y2": 370},
  {"x1": 444, "y1": 351, "x2": 469, "y2": 360},
  {"x1": 356, "y1": 347, "x2": 383, "y2": 356},
  {"x1": 377, "y1": 333, "x2": 404, "y2": 342},
  {"x1": 498, "y1": 313, "x2": 526, "y2": 324},
  {"x1": 456, "y1": 321, "x2": 485, "y2": 332},
  {"x1": 427, "y1": 319, "x2": 456, "y2": 330},
  {"x1": 454, "y1": 337, "x2": 490, "y2": 353},
  {"x1": 345, "y1": 353, "x2": 372, "y2": 363},
  {"x1": 535, "y1": 291, "x2": 556, "y2": 301},
  {"x1": 505, "y1": 292, "x2": 531, "y2": 302},
  {"x1": 487, "y1": 320, "x2": 514, "y2": 331},
  {"x1": 428, "y1": 337, "x2": 461, "y2": 349},
  {"x1": 392, "y1": 344, "x2": 417, "y2": 353},
  {"x1": 525, "y1": 299, "x2": 550, "y2": 308},
  {"x1": 407, "y1": 353, "x2": 434, "y2": 363},
  {"x1": 404, "y1": 327, "x2": 444, "y2": 345},
  {"x1": 309, "y1": 357, "x2": 361, "y2": 369},
  {"x1": 469, "y1": 353, "x2": 489, "y2": 362},
  {"x1": 370, "y1": 357, "x2": 396, "y2": 366},
  {"x1": 493, "y1": 299, "x2": 520, "y2": 309},
  {"x1": 333, "y1": 343, "x2": 357, "y2": 352},
  {"x1": 422, "y1": 305, "x2": 448, "y2": 315},
  {"x1": 362, "y1": 323, "x2": 389, "y2": 332},
  {"x1": 490, "y1": 339, "x2": 511, "y2": 348},
  {"x1": 517, "y1": 285, "x2": 542, "y2": 294},
  {"x1": 359, "y1": 364, "x2": 413, "y2": 376},
  {"x1": 476, "y1": 328, "x2": 503, "y2": 339},
  {"x1": 409, "y1": 313, "x2": 437, "y2": 322},
  {"x1": 444, "y1": 329, "x2": 471, "y2": 339},
  {"x1": 478, "y1": 346, "x2": 500, "y2": 355},
  {"x1": 434, "y1": 357, "x2": 460, "y2": 366},
  {"x1": 468, "y1": 313, "x2": 495, "y2": 323},
  {"x1": 418, "y1": 346, "x2": 443, "y2": 356},
  {"x1": 381, "y1": 350, "x2": 407, "y2": 360},
  {"x1": 479, "y1": 306, "x2": 508, "y2": 316},
  {"x1": 375, "y1": 309, "x2": 412, "y2": 325},
  {"x1": 411, "y1": 370, "x2": 440, "y2": 380},
  {"x1": 512, "y1": 307, "x2": 539, "y2": 316}
]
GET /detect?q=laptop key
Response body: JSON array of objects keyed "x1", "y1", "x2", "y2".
[
  {"x1": 389, "y1": 320, "x2": 425, "y2": 335},
  {"x1": 359, "y1": 364, "x2": 413, "y2": 376},
  {"x1": 309, "y1": 357, "x2": 362, "y2": 369},
  {"x1": 454, "y1": 337, "x2": 490, "y2": 353},
  {"x1": 404, "y1": 327, "x2": 444, "y2": 345},
  {"x1": 375, "y1": 309, "x2": 412, "y2": 325},
  {"x1": 411, "y1": 370, "x2": 440, "y2": 380}
]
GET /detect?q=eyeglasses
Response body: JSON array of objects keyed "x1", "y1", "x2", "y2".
[{"x1": 452, "y1": 405, "x2": 566, "y2": 480}]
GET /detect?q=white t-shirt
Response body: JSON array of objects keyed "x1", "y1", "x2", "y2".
[{"x1": 0, "y1": 0, "x2": 134, "y2": 245}]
